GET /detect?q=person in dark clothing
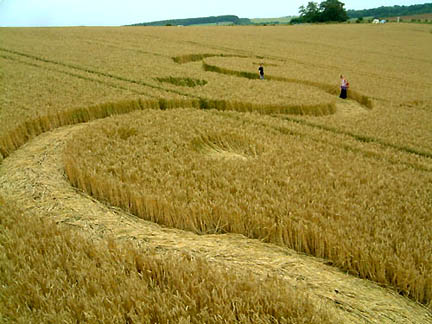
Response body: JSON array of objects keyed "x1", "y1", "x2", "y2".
[
  {"x1": 339, "y1": 74, "x2": 349, "y2": 99},
  {"x1": 258, "y1": 64, "x2": 264, "y2": 80}
]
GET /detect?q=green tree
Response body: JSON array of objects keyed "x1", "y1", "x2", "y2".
[
  {"x1": 299, "y1": 2, "x2": 320, "y2": 23},
  {"x1": 297, "y1": 0, "x2": 348, "y2": 23},
  {"x1": 319, "y1": 0, "x2": 348, "y2": 22}
]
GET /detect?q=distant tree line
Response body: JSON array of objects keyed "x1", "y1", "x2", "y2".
[
  {"x1": 129, "y1": 3, "x2": 432, "y2": 27},
  {"x1": 130, "y1": 15, "x2": 251, "y2": 26},
  {"x1": 291, "y1": 0, "x2": 348, "y2": 24},
  {"x1": 347, "y1": 3, "x2": 432, "y2": 19}
]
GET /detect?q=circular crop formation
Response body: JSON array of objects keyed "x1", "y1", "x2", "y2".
[
  {"x1": 64, "y1": 107, "x2": 432, "y2": 309},
  {"x1": 205, "y1": 56, "x2": 283, "y2": 74},
  {"x1": 64, "y1": 109, "x2": 297, "y2": 236},
  {"x1": 201, "y1": 56, "x2": 373, "y2": 109},
  {"x1": 197, "y1": 73, "x2": 338, "y2": 108},
  {"x1": 63, "y1": 108, "x2": 380, "y2": 244},
  {"x1": 171, "y1": 54, "x2": 345, "y2": 113},
  {"x1": 200, "y1": 56, "x2": 339, "y2": 106}
]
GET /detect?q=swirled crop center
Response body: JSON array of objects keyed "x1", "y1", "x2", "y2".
[{"x1": 64, "y1": 109, "x2": 287, "y2": 235}]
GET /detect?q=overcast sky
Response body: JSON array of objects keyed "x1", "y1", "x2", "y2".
[{"x1": 0, "y1": 0, "x2": 427, "y2": 27}]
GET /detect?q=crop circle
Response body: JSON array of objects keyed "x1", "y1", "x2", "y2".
[{"x1": 64, "y1": 109, "x2": 303, "y2": 235}]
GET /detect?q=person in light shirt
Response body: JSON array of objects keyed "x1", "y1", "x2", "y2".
[{"x1": 339, "y1": 74, "x2": 349, "y2": 99}]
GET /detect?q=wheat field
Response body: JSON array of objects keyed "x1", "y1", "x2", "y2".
[
  {"x1": 0, "y1": 197, "x2": 337, "y2": 323},
  {"x1": 1, "y1": 24, "x2": 432, "y2": 322}
]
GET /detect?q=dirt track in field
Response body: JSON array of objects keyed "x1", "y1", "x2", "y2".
[{"x1": 1, "y1": 109, "x2": 431, "y2": 323}]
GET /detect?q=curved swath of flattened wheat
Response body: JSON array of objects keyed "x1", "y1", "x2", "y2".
[
  {"x1": 172, "y1": 53, "x2": 373, "y2": 109},
  {"x1": 202, "y1": 60, "x2": 373, "y2": 109},
  {"x1": 0, "y1": 121, "x2": 431, "y2": 323},
  {"x1": 172, "y1": 53, "x2": 247, "y2": 64},
  {"x1": 0, "y1": 91, "x2": 336, "y2": 163},
  {"x1": 60, "y1": 109, "x2": 432, "y2": 309}
]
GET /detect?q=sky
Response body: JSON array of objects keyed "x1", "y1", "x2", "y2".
[{"x1": 0, "y1": 0, "x2": 427, "y2": 27}]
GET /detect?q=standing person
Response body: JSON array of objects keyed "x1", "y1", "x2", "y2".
[
  {"x1": 339, "y1": 74, "x2": 349, "y2": 99},
  {"x1": 258, "y1": 64, "x2": 264, "y2": 80}
]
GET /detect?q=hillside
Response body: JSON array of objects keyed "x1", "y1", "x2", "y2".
[
  {"x1": 250, "y1": 17, "x2": 294, "y2": 24},
  {"x1": 130, "y1": 15, "x2": 251, "y2": 26},
  {"x1": 385, "y1": 12, "x2": 432, "y2": 21},
  {"x1": 348, "y1": 2, "x2": 432, "y2": 18}
]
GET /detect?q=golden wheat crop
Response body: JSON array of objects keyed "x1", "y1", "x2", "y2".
[
  {"x1": 2, "y1": 25, "x2": 430, "y2": 103},
  {"x1": 0, "y1": 57, "x2": 144, "y2": 128},
  {"x1": 0, "y1": 197, "x2": 336, "y2": 323},
  {"x1": 300, "y1": 100, "x2": 432, "y2": 157},
  {"x1": 1, "y1": 23, "x2": 432, "y2": 315},
  {"x1": 181, "y1": 25, "x2": 431, "y2": 102},
  {"x1": 63, "y1": 108, "x2": 432, "y2": 307}
]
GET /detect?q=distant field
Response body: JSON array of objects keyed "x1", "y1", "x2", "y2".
[
  {"x1": 1, "y1": 24, "x2": 432, "y2": 321},
  {"x1": 250, "y1": 17, "x2": 294, "y2": 24},
  {"x1": 193, "y1": 21, "x2": 235, "y2": 26},
  {"x1": 385, "y1": 13, "x2": 432, "y2": 21}
]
